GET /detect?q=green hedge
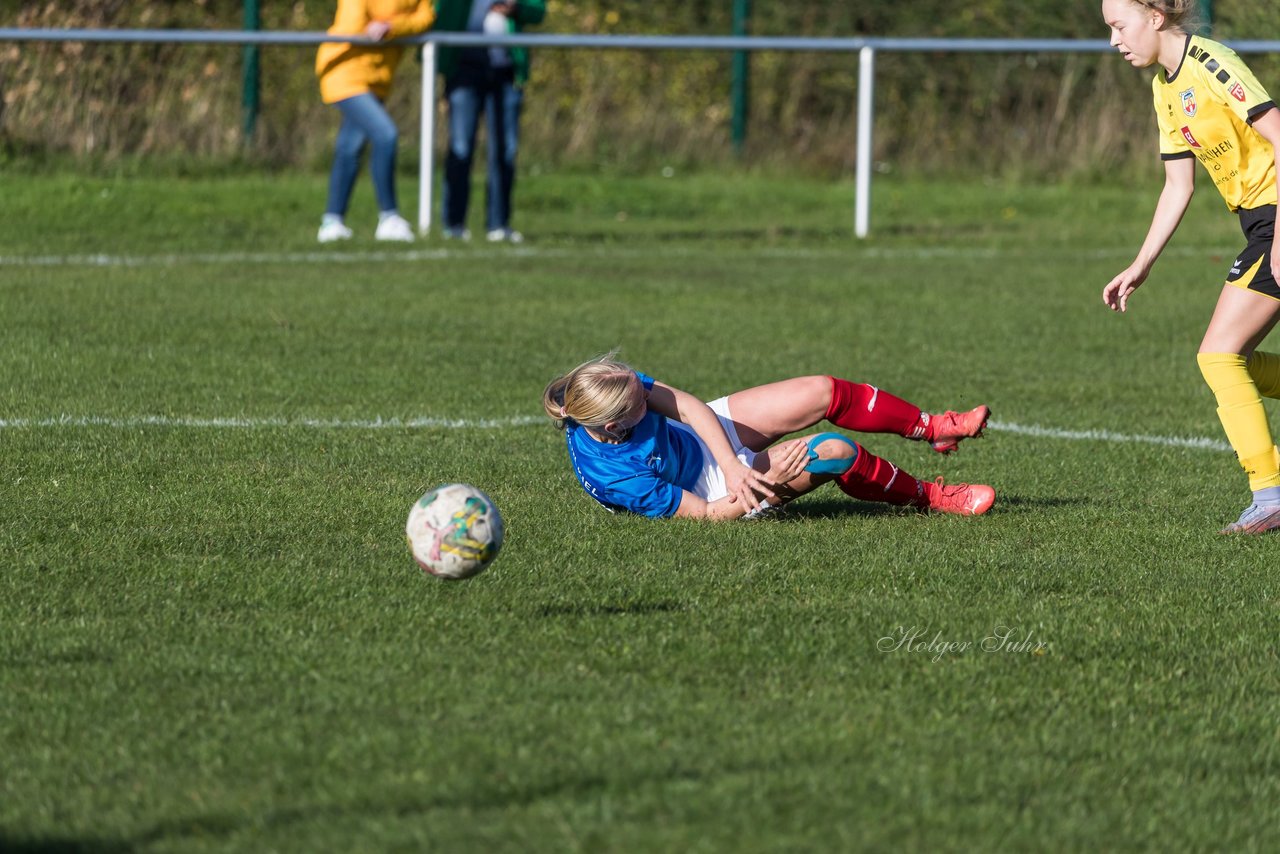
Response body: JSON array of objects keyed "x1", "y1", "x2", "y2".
[{"x1": 1, "y1": 1, "x2": 1276, "y2": 176}]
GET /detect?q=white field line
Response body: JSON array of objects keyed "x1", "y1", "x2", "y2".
[
  {"x1": 989, "y1": 420, "x2": 1231, "y2": 453},
  {"x1": 0, "y1": 244, "x2": 1237, "y2": 267},
  {"x1": 0, "y1": 414, "x2": 544, "y2": 430},
  {"x1": 0, "y1": 413, "x2": 1234, "y2": 452}
]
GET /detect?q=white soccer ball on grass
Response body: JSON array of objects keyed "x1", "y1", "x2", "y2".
[{"x1": 405, "y1": 483, "x2": 504, "y2": 580}]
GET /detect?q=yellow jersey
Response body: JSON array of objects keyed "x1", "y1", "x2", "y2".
[
  {"x1": 316, "y1": 0, "x2": 436, "y2": 105},
  {"x1": 1153, "y1": 35, "x2": 1277, "y2": 212}
]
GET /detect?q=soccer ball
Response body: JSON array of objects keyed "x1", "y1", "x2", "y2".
[{"x1": 405, "y1": 483, "x2": 504, "y2": 580}]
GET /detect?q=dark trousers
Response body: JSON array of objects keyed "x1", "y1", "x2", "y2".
[{"x1": 443, "y1": 67, "x2": 523, "y2": 232}]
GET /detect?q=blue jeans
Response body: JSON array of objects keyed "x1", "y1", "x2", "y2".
[
  {"x1": 325, "y1": 92, "x2": 399, "y2": 216},
  {"x1": 443, "y1": 70, "x2": 523, "y2": 232}
]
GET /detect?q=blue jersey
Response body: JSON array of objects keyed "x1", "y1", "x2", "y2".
[{"x1": 565, "y1": 373, "x2": 706, "y2": 518}]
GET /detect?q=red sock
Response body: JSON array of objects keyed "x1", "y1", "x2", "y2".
[
  {"x1": 826, "y1": 377, "x2": 927, "y2": 438},
  {"x1": 836, "y1": 442, "x2": 927, "y2": 507}
]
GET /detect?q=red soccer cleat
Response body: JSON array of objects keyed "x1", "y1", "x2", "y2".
[
  {"x1": 926, "y1": 405, "x2": 991, "y2": 454},
  {"x1": 923, "y1": 477, "x2": 995, "y2": 516}
]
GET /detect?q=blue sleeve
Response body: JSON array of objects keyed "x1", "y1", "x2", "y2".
[
  {"x1": 604, "y1": 472, "x2": 684, "y2": 518},
  {"x1": 636, "y1": 372, "x2": 656, "y2": 392}
]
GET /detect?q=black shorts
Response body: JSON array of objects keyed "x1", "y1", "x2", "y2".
[{"x1": 1225, "y1": 204, "x2": 1279, "y2": 301}]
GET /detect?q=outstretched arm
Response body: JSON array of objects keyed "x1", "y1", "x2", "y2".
[{"x1": 1102, "y1": 156, "x2": 1195, "y2": 313}]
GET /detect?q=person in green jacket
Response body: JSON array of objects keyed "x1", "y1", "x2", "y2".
[{"x1": 434, "y1": 0, "x2": 546, "y2": 242}]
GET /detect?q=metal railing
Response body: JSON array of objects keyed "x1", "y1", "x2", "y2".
[{"x1": 4, "y1": 29, "x2": 1278, "y2": 237}]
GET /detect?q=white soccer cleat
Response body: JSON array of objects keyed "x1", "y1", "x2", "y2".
[
  {"x1": 442, "y1": 226, "x2": 471, "y2": 241},
  {"x1": 375, "y1": 214, "x2": 415, "y2": 242},
  {"x1": 317, "y1": 220, "x2": 353, "y2": 243},
  {"x1": 1220, "y1": 503, "x2": 1280, "y2": 535}
]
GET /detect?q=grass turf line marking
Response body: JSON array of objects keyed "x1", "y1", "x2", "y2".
[
  {"x1": 0, "y1": 414, "x2": 544, "y2": 430},
  {"x1": 0, "y1": 245, "x2": 1239, "y2": 267},
  {"x1": 989, "y1": 420, "x2": 1231, "y2": 452},
  {"x1": 0, "y1": 414, "x2": 1234, "y2": 452}
]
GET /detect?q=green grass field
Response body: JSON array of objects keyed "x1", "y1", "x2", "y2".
[{"x1": 3, "y1": 168, "x2": 1279, "y2": 852}]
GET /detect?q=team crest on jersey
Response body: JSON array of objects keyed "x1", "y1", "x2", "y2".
[
  {"x1": 1179, "y1": 126, "x2": 1202, "y2": 148},
  {"x1": 1180, "y1": 88, "x2": 1197, "y2": 117},
  {"x1": 1229, "y1": 82, "x2": 1247, "y2": 102}
]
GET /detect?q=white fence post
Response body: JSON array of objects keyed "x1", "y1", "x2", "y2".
[
  {"x1": 418, "y1": 42, "x2": 437, "y2": 236},
  {"x1": 855, "y1": 45, "x2": 875, "y2": 239}
]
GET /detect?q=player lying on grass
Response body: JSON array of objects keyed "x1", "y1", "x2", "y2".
[
  {"x1": 541, "y1": 353, "x2": 994, "y2": 520},
  {"x1": 1101, "y1": 0, "x2": 1280, "y2": 534}
]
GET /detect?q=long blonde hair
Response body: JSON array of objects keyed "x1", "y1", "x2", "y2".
[{"x1": 542, "y1": 352, "x2": 637, "y2": 431}]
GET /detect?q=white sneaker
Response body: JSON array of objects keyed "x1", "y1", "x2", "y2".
[
  {"x1": 317, "y1": 220, "x2": 353, "y2": 243},
  {"x1": 375, "y1": 214, "x2": 415, "y2": 242},
  {"x1": 486, "y1": 228, "x2": 524, "y2": 244},
  {"x1": 442, "y1": 226, "x2": 471, "y2": 241}
]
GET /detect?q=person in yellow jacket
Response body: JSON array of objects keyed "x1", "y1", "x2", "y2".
[
  {"x1": 1101, "y1": 0, "x2": 1280, "y2": 534},
  {"x1": 315, "y1": 0, "x2": 436, "y2": 243}
]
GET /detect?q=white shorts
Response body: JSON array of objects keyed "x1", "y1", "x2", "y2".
[{"x1": 668, "y1": 396, "x2": 758, "y2": 502}]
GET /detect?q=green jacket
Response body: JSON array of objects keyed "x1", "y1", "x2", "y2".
[{"x1": 433, "y1": 0, "x2": 546, "y2": 86}]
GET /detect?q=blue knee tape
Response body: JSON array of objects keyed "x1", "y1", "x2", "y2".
[{"x1": 803, "y1": 432, "x2": 859, "y2": 475}]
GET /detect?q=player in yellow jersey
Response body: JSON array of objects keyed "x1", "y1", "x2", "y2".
[{"x1": 1101, "y1": 0, "x2": 1280, "y2": 534}]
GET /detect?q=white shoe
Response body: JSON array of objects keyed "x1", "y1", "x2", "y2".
[
  {"x1": 317, "y1": 220, "x2": 353, "y2": 243},
  {"x1": 486, "y1": 228, "x2": 523, "y2": 244},
  {"x1": 1220, "y1": 503, "x2": 1280, "y2": 535},
  {"x1": 375, "y1": 214, "x2": 415, "y2": 242},
  {"x1": 442, "y1": 226, "x2": 471, "y2": 241}
]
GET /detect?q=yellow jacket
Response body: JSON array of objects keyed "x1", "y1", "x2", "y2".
[{"x1": 316, "y1": 0, "x2": 436, "y2": 104}]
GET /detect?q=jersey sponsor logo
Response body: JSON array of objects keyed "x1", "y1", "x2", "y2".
[
  {"x1": 1180, "y1": 126, "x2": 1202, "y2": 148},
  {"x1": 1180, "y1": 88, "x2": 1197, "y2": 117},
  {"x1": 1230, "y1": 82, "x2": 1247, "y2": 102}
]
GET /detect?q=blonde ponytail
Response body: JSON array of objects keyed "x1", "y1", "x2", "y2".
[{"x1": 541, "y1": 351, "x2": 637, "y2": 431}]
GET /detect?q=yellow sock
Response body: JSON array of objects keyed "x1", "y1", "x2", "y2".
[
  {"x1": 1198, "y1": 353, "x2": 1280, "y2": 490},
  {"x1": 1248, "y1": 351, "x2": 1280, "y2": 399}
]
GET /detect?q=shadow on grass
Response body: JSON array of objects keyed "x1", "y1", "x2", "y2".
[
  {"x1": 981, "y1": 494, "x2": 1090, "y2": 513},
  {"x1": 535, "y1": 599, "x2": 685, "y2": 618},
  {"x1": 125, "y1": 766, "x2": 712, "y2": 847},
  {"x1": 769, "y1": 493, "x2": 1088, "y2": 520},
  {"x1": 0, "y1": 835, "x2": 129, "y2": 853},
  {"x1": 770, "y1": 499, "x2": 904, "y2": 520}
]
